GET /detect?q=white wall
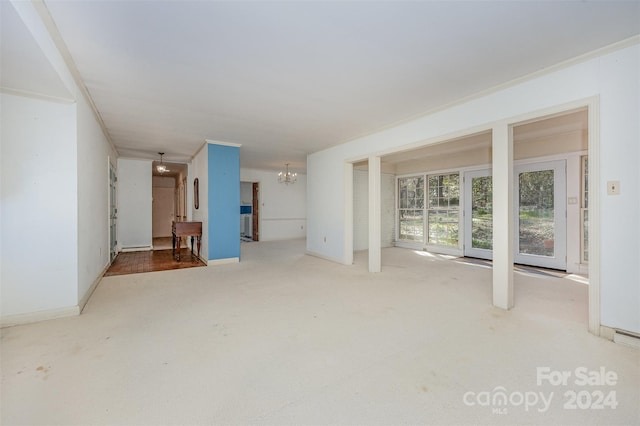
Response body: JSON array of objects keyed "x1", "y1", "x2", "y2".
[
  {"x1": 240, "y1": 168, "x2": 306, "y2": 241},
  {"x1": 353, "y1": 170, "x2": 395, "y2": 251},
  {"x1": 307, "y1": 43, "x2": 640, "y2": 334},
  {"x1": 1, "y1": 93, "x2": 78, "y2": 318},
  {"x1": 117, "y1": 159, "x2": 152, "y2": 250},
  {"x1": 598, "y1": 46, "x2": 640, "y2": 334},
  {"x1": 240, "y1": 181, "x2": 253, "y2": 206},
  {"x1": 191, "y1": 144, "x2": 209, "y2": 261},
  {"x1": 76, "y1": 92, "x2": 117, "y2": 304}
]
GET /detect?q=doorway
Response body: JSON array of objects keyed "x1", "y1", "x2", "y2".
[
  {"x1": 240, "y1": 181, "x2": 259, "y2": 242},
  {"x1": 252, "y1": 182, "x2": 260, "y2": 241},
  {"x1": 152, "y1": 175, "x2": 176, "y2": 249},
  {"x1": 150, "y1": 160, "x2": 189, "y2": 250}
]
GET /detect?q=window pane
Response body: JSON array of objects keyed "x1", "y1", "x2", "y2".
[
  {"x1": 582, "y1": 208, "x2": 589, "y2": 262},
  {"x1": 471, "y1": 176, "x2": 493, "y2": 249},
  {"x1": 399, "y1": 209, "x2": 424, "y2": 241},
  {"x1": 518, "y1": 170, "x2": 554, "y2": 256},
  {"x1": 428, "y1": 210, "x2": 458, "y2": 246}
]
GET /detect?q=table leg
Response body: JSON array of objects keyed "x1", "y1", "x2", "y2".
[
  {"x1": 190, "y1": 236, "x2": 195, "y2": 257},
  {"x1": 197, "y1": 236, "x2": 201, "y2": 258},
  {"x1": 176, "y1": 236, "x2": 181, "y2": 261}
]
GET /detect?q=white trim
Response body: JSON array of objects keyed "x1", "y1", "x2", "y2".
[
  {"x1": 344, "y1": 162, "x2": 354, "y2": 265},
  {"x1": 192, "y1": 141, "x2": 208, "y2": 161},
  {"x1": 79, "y1": 263, "x2": 109, "y2": 313},
  {"x1": 0, "y1": 87, "x2": 75, "y2": 104},
  {"x1": 205, "y1": 139, "x2": 242, "y2": 148},
  {"x1": 207, "y1": 257, "x2": 239, "y2": 266},
  {"x1": 121, "y1": 246, "x2": 152, "y2": 252},
  {"x1": 261, "y1": 217, "x2": 306, "y2": 221},
  {"x1": 587, "y1": 97, "x2": 601, "y2": 336},
  {"x1": 1, "y1": 306, "x2": 80, "y2": 328},
  {"x1": 613, "y1": 332, "x2": 640, "y2": 350},
  {"x1": 368, "y1": 156, "x2": 382, "y2": 273},
  {"x1": 599, "y1": 326, "x2": 616, "y2": 341}
]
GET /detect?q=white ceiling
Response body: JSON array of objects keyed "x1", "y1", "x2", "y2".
[
  {"x1": 4, "y1": 1, "x2": 639, "y2": 173},
  {"x1": 0, "y1": 2, "x2": 72, "y2": 100}
]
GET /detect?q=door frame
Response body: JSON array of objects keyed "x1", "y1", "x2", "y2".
[
  {"x1": 252, "y1": 182, "x2": 260, "y2": 241},
  {"x1": 108, "y1": 159, "x2": 117, "y2": 262}
]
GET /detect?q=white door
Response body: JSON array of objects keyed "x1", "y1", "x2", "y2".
[
  {"x1": 514, "y1": 160, "x2": 566, "y2": 269},
  {"x1": 463, "y1": 169, "x2": 493, "y2": 260}
]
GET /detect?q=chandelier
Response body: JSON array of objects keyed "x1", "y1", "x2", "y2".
[
  {"x1": 156, "y1": 152, "x2": 170, "y2": 174},
  {"x1": 278, "y1": 163, "x2": 297, "y2": 184}
]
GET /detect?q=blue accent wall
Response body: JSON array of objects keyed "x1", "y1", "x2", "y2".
[{"x1": 208, "y1": 144, "x2": 240, "y2": 261}]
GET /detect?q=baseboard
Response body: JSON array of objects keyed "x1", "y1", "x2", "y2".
[
  {"x1": 599, "y1": 326, "x2": 640, "y2": 349},
  {"x1": 1, "y1": 305, "x2": 80, "y2": 328},
  {"x1": 121, "y1": 246, "x2": 152, "y2": 252},
  {"x1": 599, "y1": 325, "x2": 616, "y2": 341},
  {"x1": 613, "y1": 330, "x2": 640, "y2": 350},
  {"x1": 207, "y1": 257, "x2": 239, "y2": 266},
  {"x1": 78, "y1": 263, "x2": 111, "y2": 313},
  {"x1": 305, "y1": 250, "x2": 349, "y2": 265}
]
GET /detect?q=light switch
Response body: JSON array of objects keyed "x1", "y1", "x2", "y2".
[
  {"x1": 568, "y1": 197, "x2": 578, "y2": 205},
  {"x1": 607, "y1": 180, "x2": 621, "y2": 195}
]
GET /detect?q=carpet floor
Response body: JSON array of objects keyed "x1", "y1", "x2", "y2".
[{"x1": 1, "y1": 239, "x2": 638, "y2": 425}]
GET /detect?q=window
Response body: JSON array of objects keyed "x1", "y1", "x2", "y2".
[
  {"x1": 427, "y1": 173, "x2": 460, "y2": 247},
  {"x1": 398, "y1": 176, "x2": 424, "y2": 241},
  {"x1": 581, "y1": 156, "x2": 588, "y2": 263}
]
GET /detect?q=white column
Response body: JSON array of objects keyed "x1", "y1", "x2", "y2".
[
  {"x1": 368, "y1": 156, "x2": 381, "y2": 273},
  {"x1": 492, "y1": 124, "x2": 514, "y2": 309}
]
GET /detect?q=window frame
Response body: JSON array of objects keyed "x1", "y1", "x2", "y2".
[
  {"x1": 581, "y1": 155, "x2": 589, "y2": 264},
  {"x1": 426, "y1": 171, "x2": 462, "y2": 249}
]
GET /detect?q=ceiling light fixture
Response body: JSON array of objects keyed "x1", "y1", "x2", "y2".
[
  {"x1": 278, "y1": 163, "x2": 297, "y2": 184},
  {"x1": 156, "y1": 152, "x2": 169, "y2": 174}
]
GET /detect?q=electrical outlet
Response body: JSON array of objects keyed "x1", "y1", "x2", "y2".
[{"x1": 607, "y1": 180, "x2": 620, "y2": 195}]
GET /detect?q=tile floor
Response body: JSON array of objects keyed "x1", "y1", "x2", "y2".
[{"x1": 104, "y1": 248, "x2": 205, "y2": 276}]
